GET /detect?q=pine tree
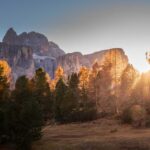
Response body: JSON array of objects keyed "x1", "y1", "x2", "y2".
[
  {"x1": 54, "y1": 78, "x2": 67, "y2": 122},
  {"x1": 68, "y1": 73, "x2": 79, "y2": 90},
  {"x1": 11, "y1": 75, "x2": 43, "y2": 150},
  {"x1": 33, "y1": 68, "x2": 53, "y2": 121},
  {"x1": 94, "y1": 61, "x2": 114, "y2": 114},
  {"x1": 0, "y1": 64, "x2": 10, "y2": 102},
  {"x1": 89, "y1": 61, "x2": 100, "y2": 108},
  {"x1": 0, "y1": 62, "x2": 11, "y2": 144},
  {"x1": 50, "y1": 66, "x2": 64, "y2": 91},
  {"x1": 79, "y1": 87, "x2": 97, "y2": 121},
  {"x1": 79, "y1": 66, "x2": 90, "y2": 90},
  {"x1": 120, "y1": 64, "x2": 139, "y2": 109}
]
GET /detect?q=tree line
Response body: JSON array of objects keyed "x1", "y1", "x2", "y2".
[
  {"x1": 0, "y1": 62, "x2": 97, "y2": 149},
  {"x1": 0, "y1": 57, "x2": 150, "y2": 149}
]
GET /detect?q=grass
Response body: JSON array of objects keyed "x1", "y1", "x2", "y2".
[{"x1": 32, "y1": 117, "x2": 150, "y2": 150}]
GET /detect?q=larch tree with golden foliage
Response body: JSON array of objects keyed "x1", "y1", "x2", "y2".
[
  {"x1": 119, "y1": 64, "x2": 139, "y2": 110},
  {"x1": 89, "y1": 60, "x2": 100, "y2": 108},
  {"x1": 32, "y1": 68, "x2": 53, "y2": 121},
  {"x1": 79, "y1": 66, "x2": 90, "y2": 90},
  {"x1": 50, "y1": 66, "x2": 64, "y2": 91},
  {"x1": 0, "y1": 61, "x2": 11, "y2": 101}
]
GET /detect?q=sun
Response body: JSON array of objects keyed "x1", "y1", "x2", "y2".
[
  {"x1": 135, "y1": 52, "x2": 150, "y2": 73},
  {"x1": 137, "y1": 63, "x2": 150, "y2": 73}
]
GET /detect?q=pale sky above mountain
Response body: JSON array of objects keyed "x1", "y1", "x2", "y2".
[{"x1": 0, "y1": 0, "x2": 150, "y2": 72}]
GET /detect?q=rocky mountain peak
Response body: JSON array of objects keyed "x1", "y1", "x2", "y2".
[
  {"x1": 3, "y1": 28, "x2": 17, "y2": 45},
  {"x1": 49, "y1": 41, "x2": 60, "y2": 48},
  {"x1": 2, "y1": 28, "x2": 65, "y2": 57},
  {"x1": 1, "y1": 28, "x2": 130, "y2": 83}
]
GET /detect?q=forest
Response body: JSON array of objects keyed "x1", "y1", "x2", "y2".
[{"x1": 0, "y1": 56, "x2": 150, "y2": 150}]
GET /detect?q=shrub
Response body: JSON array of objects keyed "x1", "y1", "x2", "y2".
[
  {"x1": 121, "y1": 104, "x2": 146, "y2": 128},
  {"x1": 120, "y1": 107, "x2": 132, "y2": 124},
  {"x1": 130, "y1": 105, "x2": 146, "y2": 127}
]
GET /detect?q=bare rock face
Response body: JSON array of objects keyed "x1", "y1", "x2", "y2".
[
  {"x1": 2, "y1": 28, "x2": 129, "y2": 85},
  {"x1": 0, "y1": 42, "x2": 34, "y2": 81},
  {"x1": 2, "y1": 28, "x2": 65, "y2": 79},
  {"x1": 57, "y1": 52, "x2": 90, "y2": 75},
  {"x1": 57, "y1": 48, "x2": 129, "y2": 81},
  {"x1": 48, "y1": 41, "x2": 65, "y2": 58},
  {"x1": 33, "y1": 54, "x2": 57, "y2": 78},
  {"x1": 3, "y1": 28, "x2": 65, "y2": 58},
  {"x1": 98, "y1": 48, "x2": 129, "y2": 87},
  {"x1": 3, "y1": 28, "x2": 18, "y2": 45}
]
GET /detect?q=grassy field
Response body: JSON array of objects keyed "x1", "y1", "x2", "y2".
[{"x1": 32, "y1": 118, "x2": 150, "y2": 150}]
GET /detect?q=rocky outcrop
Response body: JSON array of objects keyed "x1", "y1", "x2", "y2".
[
  {"x1": 1, "y1": 28, "x2": 130, "y2": 83},
  {"x1": 57, "y1": 52, "x2": 90, "y2": 75},
  {"x1": 3, "y1": 28, "x2": 65, "y2": 58},
  {"x1": 2, "y1": 28, "x2": 66, "y2": 79},
  {"x1": 57, "y1": 48, "x2": 129, "y2": 81},
  {"x1": 48, "y1": 41, "x2": 65, "y2": 58},
  {"x1": 3, "y1": 28, "x2": 18, "y2": 45},
  {"x1": 0, "y1": 42, "x2": 34, "y2": 81},
  {"x1": 33, "y1": 54, "x2": 57, "y2": 78}
]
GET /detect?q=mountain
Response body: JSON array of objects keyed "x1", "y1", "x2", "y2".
[
  {"x1": 1, "y1": 28, "x2": 130, "y2": 83},
  {"x1": 2, "y1": 28, "x2": 65, "y2": 78},
  {"x1": 3, "y1": 28, "x2": 65, "y2": 57},
  {"x1": 0, "y1": 42, "x2": 34, "y2": 81},
  {"x1": 57, "y1": 48, "x2": 129, "y2": 83},
  {"x1": 57, "y1": 52, "x2": 90, "y2": 75}
]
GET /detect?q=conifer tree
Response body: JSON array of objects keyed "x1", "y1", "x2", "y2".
[
  {"x1": 0, "y1": 63, "x2": 10, "y2": 102},
  {"x1": 33, "y1": 68, "x2": 53, "y2": 120},
  {"x1": 54, "y1": 78, "x2": 67, "y2": 122},
  {"x1": 0, "y1": 62, "x2": 11, "y2": 143},
  {"x1": 11, "y1": 75, "x2": 43, "y2": 150}
]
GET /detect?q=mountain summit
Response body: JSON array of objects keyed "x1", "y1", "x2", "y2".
[
  {"x1": 3, "y1": 28, "x2": 65, "y2": 57},
  {"x1": 0, "y1": 28, "x2": 130, "y2": 83}
]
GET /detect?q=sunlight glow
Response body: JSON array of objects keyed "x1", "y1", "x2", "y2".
[
  {"x1": 137, "y1": 63, "x2": 150, "y2": 73},
  {"x1": 137, "y1": 52, "x2": 150, "y2": 73}
]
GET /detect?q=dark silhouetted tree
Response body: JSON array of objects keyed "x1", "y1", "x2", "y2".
[
  {"x1": 33, "y1": 68, "x2": 53, "y2": 121},
  {"x1": 11, "y1": 76, "x2": 43, "y2": 150}
]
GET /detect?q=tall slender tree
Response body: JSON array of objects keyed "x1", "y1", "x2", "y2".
[
  {"x1": 11, "y1": 75, "x2": 43, "y2": 150},
  {"x1": 33, "y1": 68, "x2": 53, "y2": 121}
]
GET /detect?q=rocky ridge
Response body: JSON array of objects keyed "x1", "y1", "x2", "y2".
[{"x1": 1, "y1": 28, "x2": 130, "y2": 82}]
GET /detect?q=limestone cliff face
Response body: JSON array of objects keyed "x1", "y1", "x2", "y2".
[
  {"x1": 1, "y1": 28, "x2": 129, "y2": 83},
  {"x1": 57, "y1": 52, "x2": 90, "y2": 75},
  {"x1": 2, "y1": 28, "x2": 65, "y2": 79},
  {"x1": 57, "y1": 48, "x2": 129, "y2": 82},
  {"x1": 0, "y1": 42, "x2": 34, "y2": 81},
  {"x1": 3, "y1": 28, "x2": 65, "y2": 57},
  {"x1": 33, "y1": 54, "x2": 57, "y2": 78},
  {"x1": 48, "y1": 41, "x2": 65, "y2": 58},
  {"x1": 99, "y1": 48, "x2": 129, "y2": 87}
]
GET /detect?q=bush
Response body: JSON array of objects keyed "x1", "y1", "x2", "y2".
[
  {"x1": 121, "y1": 104, "x2": 146, "y2": 128},
  {"x1": 131, "y1": 105, "x2": 146, "y2": 127},
  {"x1": 121, "y1": 107, "x2": 132, "y2": 124}
]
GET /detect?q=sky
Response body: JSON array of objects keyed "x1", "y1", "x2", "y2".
[{"x1": 0, "y1": 0, "x2": 150, "y2": 72}]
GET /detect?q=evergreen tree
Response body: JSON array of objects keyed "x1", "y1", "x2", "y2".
[
  {"x1": 79, "y1": 66, "x2": 90, "y2": 90},
  {"x1": 33, "y1": 68, "x2": 53, "y2": 121},
  {"x1": 89, "y1": 61, "x2": 100, "y2": 108},
  {"x1": 63, "y1": 73, "x2": 80, "y2": 122},
  {"x1": 0, "y1": 65, "x2": 10, "y2": 102},
  {"x1": 120, "y1": 64, "x2": 139, "y2": 110},
  {"x1": 54, "y1": 78, "x2": 67, "y2": 122},
  {"x1": 68, "y1": 73, "x2": 79, "y2": 90},
  {"x1": 94, "y1": 61, "x2": 114, "y2": 114},
  {"x1": 11, "y1": 75, "x2": 43, "y2": 150},
  {"x1": 79, "y1": 87, "x2": 97, "y2": 121},
  {"x1": 0, "y1": 63, "x2": 10, "y2": 144},
  {"x1": 50, "y1": 66, "x2": 64, "y2": 91}
]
